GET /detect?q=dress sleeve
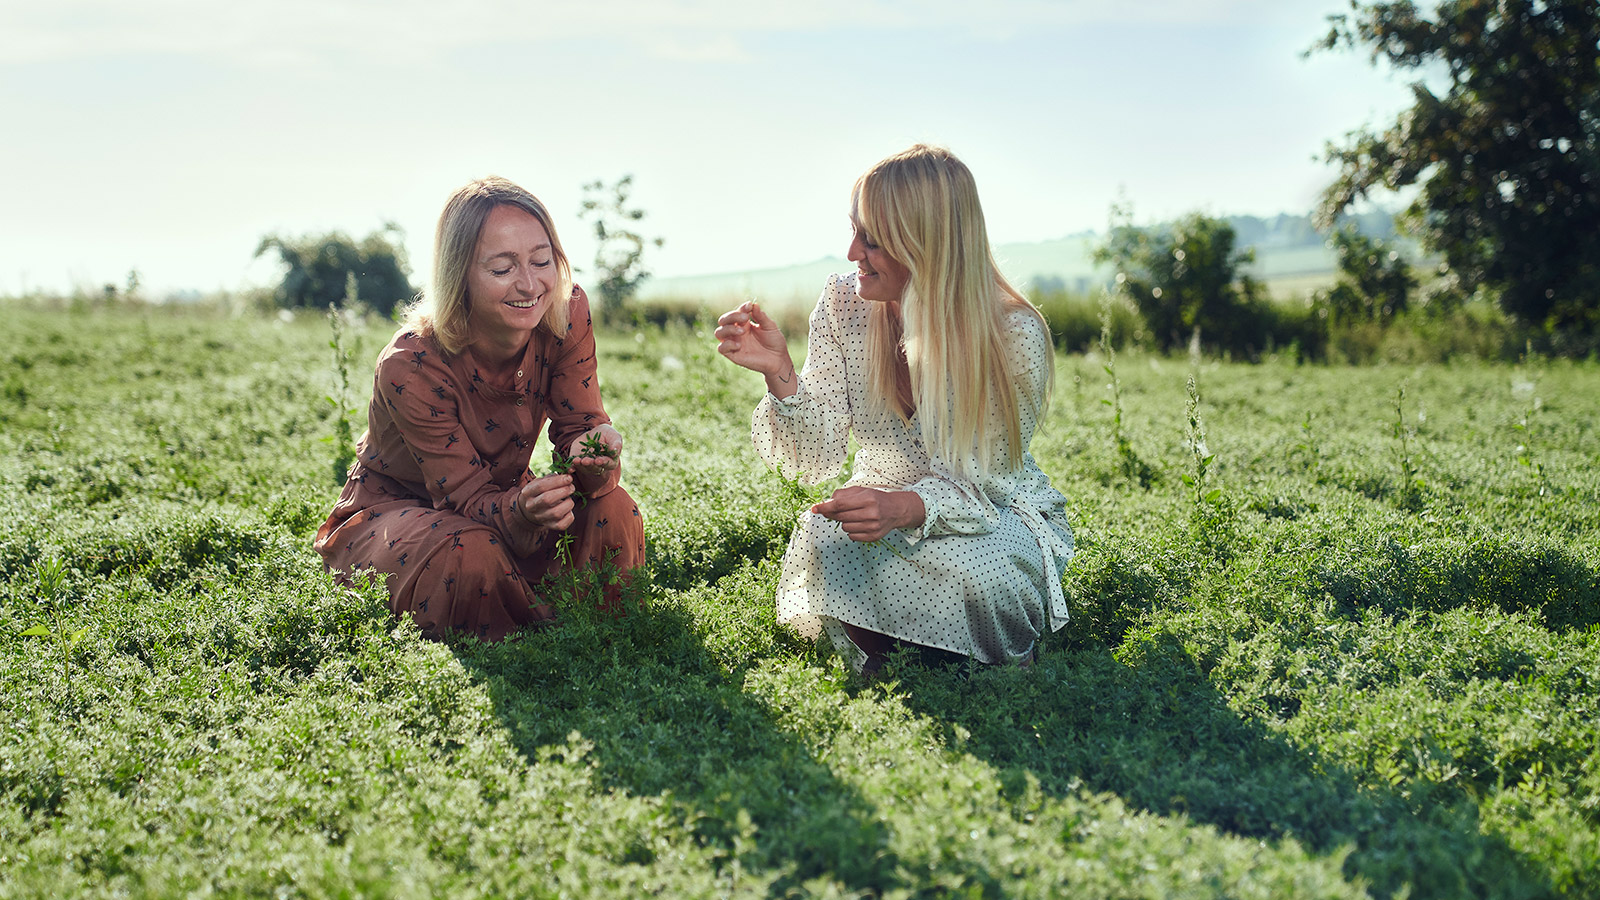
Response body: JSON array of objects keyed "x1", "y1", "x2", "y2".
[
  {"x1": 543, "y1": 287, "x2": 620, "y2": 498},
  {"x1": 905, "y1": 309, "x2": 1054, "y2": 542},
  {"x1": 374, "y1": 341, "x2": 542, "y2": 557},
  {"x1": 751, "y1": 276, "x2": 854, "y2": 484}
]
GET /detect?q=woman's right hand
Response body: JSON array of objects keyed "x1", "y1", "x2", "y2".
[
  {"x1": 715, "y1": 302, "x2": 795, "y2": 390},
  {"x1": 517, "y1": 473, "x2": 576, "y2": 532}
]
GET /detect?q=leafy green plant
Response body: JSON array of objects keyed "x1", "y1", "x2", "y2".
[
  {"x1": 553, "y1": 530, "x2": 576, "y2": 568},
  {"x1": 323, "y1": 273, "x2": 360, "y2": 485},
  {"x1": 1098, "y1": 292, "x2": 1153, "y2": 486},
  {"x1": 1183, "y1": 375, "x2": 1235, "y2": 558},
  {"x1": 18, "y1": 557, "x2": 87, "y2": 707},
  {"x1": 1511, "y1": 356, "x2": 1553, "y2": 500},
  {"x1": 1391, "y1": 385, "x2": 1427, "y2": 510},
  {"x1": 1292, "y1": 411, "x2": 1322, "y2": 474},
  {"x1": 1182, "y1": 376, "x2": 1220, "y2": 509}
]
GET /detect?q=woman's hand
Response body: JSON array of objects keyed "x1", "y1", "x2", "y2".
[
  {"x1": 811, "y1": 487, "x2": 926, "y2": 543},
  {"x1": 568, "y1": 423, "x2": 623, "y2": 480},
  {"x1": 714, "y1": 301, "x2": 798, "y2": 397},
  {"x1": 517, "y1": 473, "x2": 576, "y2": 532}
]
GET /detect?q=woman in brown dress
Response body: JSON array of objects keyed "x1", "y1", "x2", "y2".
[{"x1": 314, "y1": 176, "x2": 645, "y2": 640}]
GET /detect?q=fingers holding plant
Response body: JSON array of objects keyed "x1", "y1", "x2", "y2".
[{"x1": 518, "y1": 473, "x2": 576, "y2": 532}]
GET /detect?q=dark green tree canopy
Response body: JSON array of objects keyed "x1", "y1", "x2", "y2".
[
  {"x1": 1094, "y1": 211, "x2": 1271, "y2": 355},
  {"x1": 254, "y1": 223, "x2": 415, "y2": 317},
  {"x1": 1312, "y1": 0, "x2": 1600, "y2": 335}
]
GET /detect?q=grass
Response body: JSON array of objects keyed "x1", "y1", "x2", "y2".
[{"x1": 1, "y1": 299, "x2": 1597, "y2": 898}]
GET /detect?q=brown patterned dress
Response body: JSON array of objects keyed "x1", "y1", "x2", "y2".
[{"x1": 314, "y1": 289, "x2": 645, "y2": 640}]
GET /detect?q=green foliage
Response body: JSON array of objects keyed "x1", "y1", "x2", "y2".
[
  {"x1": 324, "y1": 274, "x2": 360, "y2": 485},
  {"x1": 579, "y1": 175, "x2": 664, "y2": 325},
  {"x1": 1031, "y1": 285, "x2": 1143, "y2": 352},
  {"x1": 1098, "y1": 294, "x2": 1155, "y2": 487},
  {"x1": 1094, "y1": 207, "x2": 1274, "y2": 355},
  {"x1": 1312, "y1": 0, "x2": 1600, "y2": 339},
  {"x1": 1391, "y1": 385, "x2": 1428, "y2": 511},
  {"x1": 255, "y1": 222, "x2": 415, "y2": 317},
  {"x1": 1322, "y1": 226, "x2": 1419, "y2": 324},
  {"x1": 3, "y1": 303, "x2": 1599, "y2": 898}
]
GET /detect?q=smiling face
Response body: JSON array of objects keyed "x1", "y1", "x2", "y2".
[
  {"x1": 465, "y1": 204, "x2": 557, "y2": 348},
  {"x1": 847, "y1": 222, "x2": 911, "y2": 303}
]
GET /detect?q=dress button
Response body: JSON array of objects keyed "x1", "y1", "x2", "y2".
[
  {"x1": 516, "y1": 397, "x2": 524, "y2": 407},
  {"x1": 515, "y1": 369, "x2": 524, "y2": 379}
]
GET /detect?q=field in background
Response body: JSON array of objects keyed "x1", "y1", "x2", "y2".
[
  {"x1": 640, "y1": 235, "x2": 1344, "y2": 318},
  {"x1": 2, "y1": 302, "x2": 1597, "y2": 897}
]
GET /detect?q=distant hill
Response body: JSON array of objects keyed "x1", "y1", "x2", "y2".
[{"x1": 639, "y1": 210, "x2": 1403, "y2": 308}]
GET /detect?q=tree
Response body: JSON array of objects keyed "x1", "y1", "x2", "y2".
[
  {"x1": 578, "y1": 175, "x2": 664, "y2": 325},
  {"x1": 1322, "y1": 226, "x2": 1418, "y2": 323},
  {"x1": 1093, "y1": 209, "x2": 1272, "y2": 354},
  {"x1": 255, "y1": 223, "x2": 415, "y2": 317},
  {"x1": 1311, "y1": 0, "x2": 1600, "y2": 336}
]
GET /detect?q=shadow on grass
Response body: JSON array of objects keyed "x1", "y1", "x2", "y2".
[
  {"x1": 448, "y1": 571, "x2": 900, "y2": 897},
  {"x1": 888, "y1": 630, "x2": 1554, "y2": 900}
]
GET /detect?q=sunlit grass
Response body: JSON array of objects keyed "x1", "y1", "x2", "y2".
[{"x1": 2, "y1": 302, "x2": 1596, "y2": 898}]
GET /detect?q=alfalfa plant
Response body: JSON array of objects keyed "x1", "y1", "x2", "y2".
[
  {"x1": 1391, "y1": 385, "x2": 1426, "y2": 510},
  {"x1": 18, "y1": 557, "x2": 88, "y2": 709},
  {"x1": 1098, "y1": 292, "x2": 1153, "y2": 487},
  {"x1": 546, "y1": 432, "x2": 622, "y2": 566},
  {"x1": 324, "y1": 273, "x2": 360, "y2": 485}
]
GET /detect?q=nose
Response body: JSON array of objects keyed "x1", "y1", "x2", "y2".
[
  {"x1": 515, "y1": 265, "x2": 538, "y2": 295},
  {"x1": 847, "y1": 231, "x2": 865, "y2": 262}
]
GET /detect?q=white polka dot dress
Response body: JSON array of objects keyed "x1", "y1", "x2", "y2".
[{"x1": 753, "y1": 273, "x2": 1074, "y2": 671}]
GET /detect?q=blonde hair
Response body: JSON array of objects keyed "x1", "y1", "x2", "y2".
[
  {"x1": 403, "y1": 176, "x2": 573, "y2": 356},
  {"x1": 853, "y1": 144, "x2": 1051, "y2": 478}
]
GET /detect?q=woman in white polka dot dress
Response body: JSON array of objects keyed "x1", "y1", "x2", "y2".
[{"x1": 715, "y1": 144, "x2": 1074, "y2": 675}]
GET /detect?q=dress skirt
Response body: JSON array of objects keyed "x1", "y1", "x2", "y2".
[{"x1": 775, "y1": 507, "x2": 1071, "y2": 671}]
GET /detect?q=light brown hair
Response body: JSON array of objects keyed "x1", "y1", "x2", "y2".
[{"x1": 403, "y1": 176, "x2": 573, "y2": 355}]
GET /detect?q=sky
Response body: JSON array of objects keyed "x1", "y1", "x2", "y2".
[{"x1": 0, "y1": 0, "x2": 1420, "y2": 298}]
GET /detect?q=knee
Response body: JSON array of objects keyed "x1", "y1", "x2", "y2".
[
  {"x1": 576, "y1": 485, "x2": 643, "y2": 531},
  {"x1": 449, "y1": 528, "x2": 518, "y2": 576}
]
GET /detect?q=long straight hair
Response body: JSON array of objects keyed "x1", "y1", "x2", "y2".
[
  {"x1": 853, "y1": 145, "x2": 1051, "y2": 478},
  {"x1": 402, "y1": 176, "x2": 573, "y2": 356}
]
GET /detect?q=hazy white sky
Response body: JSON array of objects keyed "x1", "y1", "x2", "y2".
[{"x1": 0, "y1": 0, "x2": 1415, "y2": 297}]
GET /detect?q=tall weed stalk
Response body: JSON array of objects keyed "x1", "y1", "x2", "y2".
[
  {"x1": 1183, "y1": 375, "x2": 1233, "y2": 558},
  {"x1": 325, "y1": 274, "x2": 361, "y2": 485},
  {"x1": 1099, "y1": 293, "x2": 1152, "y2": 486},
  {"x1": 1512, "y1": 350, "x2": 1552, "y2": 499},
  {"x1": 1391, "y1": 385, "x2": 1426, "y2": 510}
]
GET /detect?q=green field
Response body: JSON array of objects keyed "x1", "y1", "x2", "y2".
[{"x1": 3, "y1": 302, "x2": 1597, "y2": 898}]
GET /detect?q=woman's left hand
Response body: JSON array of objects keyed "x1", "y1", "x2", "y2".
[
  {"x1": 811, "y1": 487, "x2": 926, "y2": 542},
  {"x1": 568, "y1": 424, "x2": 623, "y2": 479}
]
